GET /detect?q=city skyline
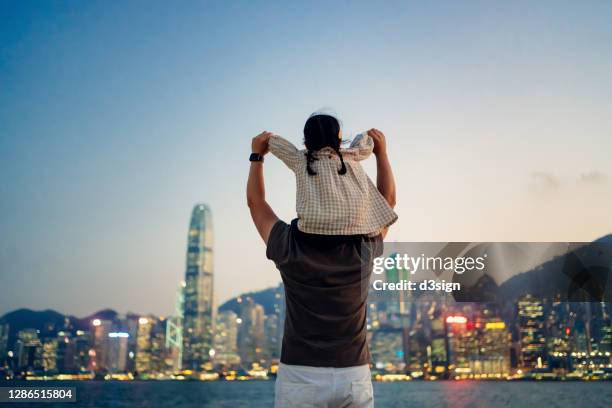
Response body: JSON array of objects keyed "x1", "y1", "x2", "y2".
[
  {"x1": 2, "y1": 284, "x2": 610, "y2": 381},
  {"x1": 2, "y1": 1, "x2": 612, "y2": 317}
]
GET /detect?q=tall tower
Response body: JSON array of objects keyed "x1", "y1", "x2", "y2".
[{"x1": 182, "y1": 203, "x2": 214, "y2": 371}]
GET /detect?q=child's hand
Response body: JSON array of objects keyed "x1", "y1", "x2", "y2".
[
  {"x1": 367, "y1": 128, "x2": 387, "y2": 156},
  {"x1": 252, "y1": 131, "x2": 273, "y2": 155}
]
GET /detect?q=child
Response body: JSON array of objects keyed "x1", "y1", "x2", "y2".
[{"x1": 268, "y1": 110, "x2": 398, "y2": 236}]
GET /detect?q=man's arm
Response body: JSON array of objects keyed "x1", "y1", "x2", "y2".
[
  {"x1": 368, "y1": 128, "x2": 397, "y2": 239},
  {"x1": 247, "y1": 131, "x2": 279, "y2": 244}
]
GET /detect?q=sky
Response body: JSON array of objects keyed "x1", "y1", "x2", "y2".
[{"x1": 1, "y1": 0, "x2": 611, "y2": 317}]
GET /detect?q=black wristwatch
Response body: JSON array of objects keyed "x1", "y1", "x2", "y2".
[{"x1": 249, "y1": 153, "x2": 264, "y2": 162}]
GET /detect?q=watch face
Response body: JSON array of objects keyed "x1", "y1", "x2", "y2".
[{"x1": 250, "y1": 153, "x2": 263, "y2": 162}]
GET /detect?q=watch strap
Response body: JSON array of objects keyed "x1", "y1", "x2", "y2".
[{"x1": 249, "y1": 153, "x2": 264, "y2": 162}]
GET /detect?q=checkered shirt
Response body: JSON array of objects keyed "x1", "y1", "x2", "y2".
[{"x1": 269, "y1": 133, "x2": 398, "y2": 236}]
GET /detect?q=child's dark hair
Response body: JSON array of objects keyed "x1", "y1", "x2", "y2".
[{"x1": 303, "y1": 115, "x2": 347, "y2": 176}]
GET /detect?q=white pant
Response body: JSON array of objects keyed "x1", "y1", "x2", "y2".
[{"x1": 274, "y1": 363, "x2": 373, "y2": 408}]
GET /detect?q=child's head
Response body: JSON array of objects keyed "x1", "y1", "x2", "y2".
[
  {"x1": 303, "y1": 114, "x2": 346, "y2": 176},
  {"x1": 303, "y1": 114, "x2": 342, "y2": 151}
]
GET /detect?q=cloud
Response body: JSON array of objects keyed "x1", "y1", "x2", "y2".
[{"x1": 579, "y1": 171, "x2": 607, "y2": 184}]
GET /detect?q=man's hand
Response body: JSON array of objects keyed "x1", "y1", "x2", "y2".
[
  {"x1": 252, "y1": 131, "x2": 273, "y2": 155},
  {"x1": 367, "y1": 128, "x2": 387, "y2": 156}
]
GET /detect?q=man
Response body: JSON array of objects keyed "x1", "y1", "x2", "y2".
[{"x1": 247, "y1": 128, "x2": 396, "y2": 408}]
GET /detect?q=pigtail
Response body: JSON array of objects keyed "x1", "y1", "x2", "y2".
[
  {"x1": 335, "y1": 148, "x2": 347, "y2": 175},
  {"x1": 305, "y1": 150, "x2": 318, "y2": 175}
]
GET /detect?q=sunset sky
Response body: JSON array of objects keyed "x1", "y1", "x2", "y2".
[{"x1": 1, "y1": 1, "x2": 611, "y2": 316}]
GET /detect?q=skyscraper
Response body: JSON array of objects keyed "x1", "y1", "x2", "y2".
[
  {"x1": 182, "y1": 203, "x2": 214, "y2": 371},
  {"x1": 517, "y1": 294, "x2": 547, "y2": 370},
  {"x1": 213, "y1": 310, "x2": 240, "y2": 367},
  {"x1": 136, "y1": 317, "x2": 155, "y2": 375},
  {"x1": 106, "y1": 332, "x2": 129, "y2": 373},
  {"x1": 135, "y1": 316, "x2": 167, "y2": 376},
  {"x1": 237, "y1": 297, "x2": 266, "y2": 366},
  {"x1": 90, "y1": 319, "x2": 112, "y2": 373},
  {"x1": 477, "y1": 320, "x2": 511, "y2": 377}
]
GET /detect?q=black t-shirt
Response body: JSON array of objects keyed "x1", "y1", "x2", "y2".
[{"x1": 266, "y1": 219, "x2": 383, "y2": 367}]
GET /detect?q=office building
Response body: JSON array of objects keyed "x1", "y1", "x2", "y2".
[
  {"x1": 517, "y1": 295, "x2": 547, "y2": 370},
  {"x1": 182, "y1": 203, "x2": 214, "y2": 371}
]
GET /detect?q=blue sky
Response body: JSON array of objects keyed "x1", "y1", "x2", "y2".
[{"x1": 1, "y1": 1, "x2": 611, "y2": 316}]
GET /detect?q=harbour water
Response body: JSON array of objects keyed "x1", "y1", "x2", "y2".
[{"x1": 4, "y1": 380, "x2": 610, "y2": 407}]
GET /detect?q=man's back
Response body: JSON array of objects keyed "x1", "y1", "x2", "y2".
[{"x1": 266, "y1": 219, "x2": 383, "y2": 367}]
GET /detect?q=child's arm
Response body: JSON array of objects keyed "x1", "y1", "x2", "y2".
[
  {"x1": 343, "y1": 132, "x2": 374, "y2": 161},
  {"x1": 268, "y1": 135, "x2": 301, "y2": 171}
]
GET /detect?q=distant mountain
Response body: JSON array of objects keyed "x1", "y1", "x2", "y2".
[
  {"x1": 218, "y1": 286, "x2": 281, "y2": 316},
  {"x1": 497, "y1": 239, "x2": 612, "y2": 302},
  {"x1": 0, "y1": 308, "x2": 120, "y2": 351},
  {"x1": 595, "y1": 234, "x2": 612, "y2": 243}
]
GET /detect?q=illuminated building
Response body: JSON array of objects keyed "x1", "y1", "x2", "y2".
[
  {"x1": 237, "y1": 298, "x2": 266, "y2": 365},
  {"x1": 573, "y1": 319, "x2": 589, "y2": 355},
  {"x1": 54, "y1": 332, "x2": 76, "y2": 373},
  {"x1": 406, "y1": 326, "x2": 428, "y2": 376},
  {"x1": 166, "y1": 282, "x2": 185, "y2": 371},
  {"x1": 264, "y1": 314, "x2": 280, "y2": 362},
  {"x1": 123, "y1": 314, "x2": 140, "y2": 373},
  {"x1": 370, "y1": 328, "x2": 405, "y2": 372},
  {"x1": 15, "y1": 329, "x2": 42, "y2": 372},
  {"x1": 517, "y1": 295, "x2": 547, "y2": 370},
  {"x1": 182, "y1": 203, "x2": 214, "y2": 371},
  {"x1": 136, "y1": 317, "x2": 154, "y2": 374},
  {"x1": 42, "y1": 339, "x2": 58, "y2": 373},
  {"x1": 135, "y1": 316, "x2": 167, "y2": 376},
  {"x1": 149, "y1": 319, "x2": 167, "y2": 374},
  {"x1": 445, "y1": 315, "x2": 476, "y2": 377},
  {"x1": 403, "y1": 301, "x2": 429, "y2": 375},
  {"x1": 107, "y1": 332, "x2": 129, "y2": 373},
  {"x1": 429, "y1": 310, "x2": 447, "y2": 376},
  {"x1": 546, "y1": 300, "x2": 572, "y2": 371},
  {"x1": 73, "y1": 330, "x2": 91, "y2": 373},
  {"x1": 476, "y1": 320, "x2": 511, "y2": 376},
  {"x1": 91, "y1": 319, "x2": 113, "y2": 372},
  {"x1": 213, "y1": 310, "x2": 240, "y2": 366},
  {"x1": 589, "y1": 302, "x2": 612, "y2": 353}
]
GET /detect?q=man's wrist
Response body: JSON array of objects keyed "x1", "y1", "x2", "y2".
[
  {"x1": 249, "y1": 152, "x2": 265, "y2": 162},
  {"x1": 374, "y1": 150, "x2": 389, "y2": 160}
]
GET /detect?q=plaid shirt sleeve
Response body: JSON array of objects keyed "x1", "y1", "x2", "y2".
[
  {"x1": 342, "y1": 133, "x2": 373, "y2": 161},
  {"x1": 269, "y1": 135, "x2": 301, "y2": 171}
]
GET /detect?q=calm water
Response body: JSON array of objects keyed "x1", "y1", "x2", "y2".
[{"x1": 3, "y1": 380, "x2": 611, "y2": 407}]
